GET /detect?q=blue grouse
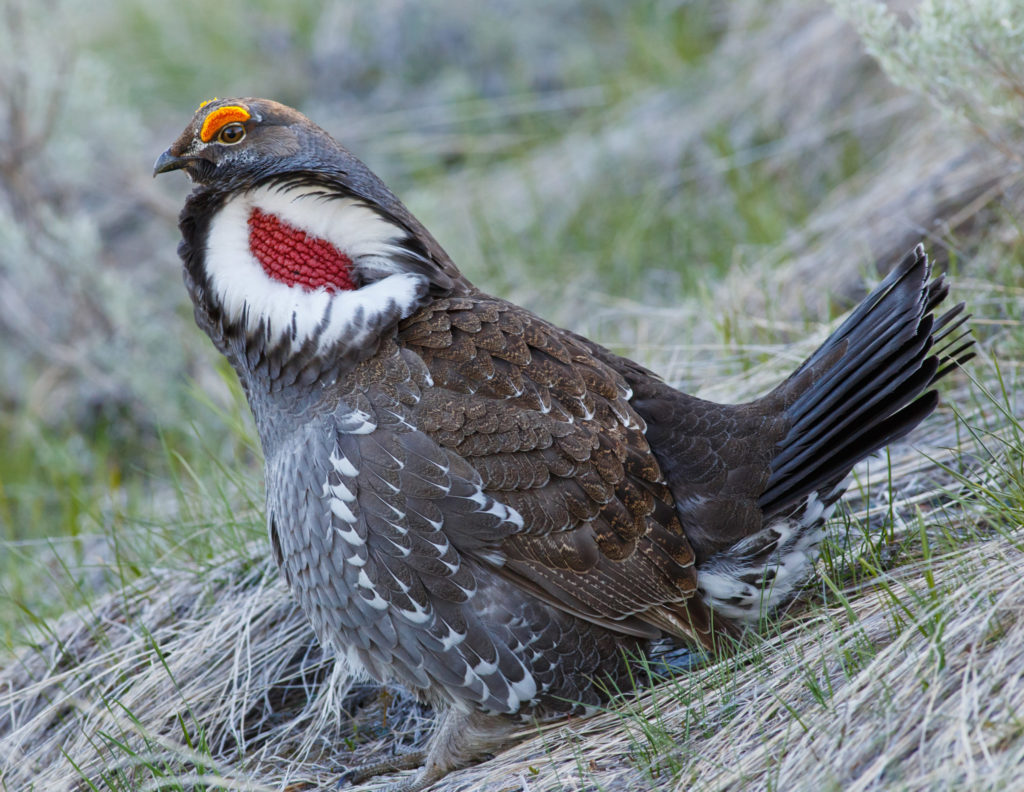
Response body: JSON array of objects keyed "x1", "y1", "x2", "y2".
[{"x1": 155, "y1": 98, "x2": 973, "y2": 790}]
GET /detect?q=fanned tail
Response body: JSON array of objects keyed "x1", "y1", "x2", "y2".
[
  {"x1": 696, "y1": 245, "x2": 973, "y2": 625},
  {"x1": 759, "y1": 244, "x2": 973, "y2": 517}
]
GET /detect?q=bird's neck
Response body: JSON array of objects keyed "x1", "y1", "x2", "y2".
[
  {"x1": 175, "y1": 180, "x2": 435, "y2": 454},
  {"x1": 193, "y1": 182, "x2": 429, "y2": 347},
  {"x1": 180, "y1": 182, "x2": 432, "y2": 356}
]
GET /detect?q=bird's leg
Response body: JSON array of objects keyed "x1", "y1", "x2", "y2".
[{"x1": 338, "y1": 707, "x2": 520, "y2": 791}]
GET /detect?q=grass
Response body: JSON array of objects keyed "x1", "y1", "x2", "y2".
[
  {"x1": 2, "y1": 0, "x2": 1024, "y2": 790},
  {"x1": 0, "y1": 367, "x2": 264, "y2": 640}
]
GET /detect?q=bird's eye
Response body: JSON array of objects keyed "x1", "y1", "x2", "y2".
[{"x1": 217, "y1": 122, "x2": 246, "y2": 145}]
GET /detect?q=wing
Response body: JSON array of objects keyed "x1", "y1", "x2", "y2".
[
  {"x1": 617, "y1": 376, "x2": 787, "y2": 566},
  {"x1": 575, "y1": 331, "x2": 828, "y2": 565},
  {"x1": 556, "y1": 333, "x2": 787, "y2": 566},
  {"x1": 396, "y1": 296, "x2": 710, "y2": 644}
]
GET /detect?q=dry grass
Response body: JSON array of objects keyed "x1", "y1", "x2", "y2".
[{"x1": 454, "y1": 533, "x2": 1024, "y2": 792}]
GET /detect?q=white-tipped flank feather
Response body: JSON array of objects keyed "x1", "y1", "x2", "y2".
[
  {"x1": 698, "y1": 492, "x2": 834, "y2": 623},
  {"x1": 204, "y1": 184, "x2": 427, "y2": 353}
]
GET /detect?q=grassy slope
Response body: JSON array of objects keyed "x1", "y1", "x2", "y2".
[{"x1": 2, "y1": 0, "x2": 1024, "y2": 790}]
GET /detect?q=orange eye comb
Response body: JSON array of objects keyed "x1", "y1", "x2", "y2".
[{"x1": 200, "y1": 105, "x2": 251, "y2": 143}]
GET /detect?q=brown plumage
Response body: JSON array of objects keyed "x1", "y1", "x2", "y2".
[{"x1": 154, "y1": 98, "x2": 973, "y2": 790}]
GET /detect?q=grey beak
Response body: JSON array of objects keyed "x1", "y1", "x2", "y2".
[{"x1": 153, "y1": 149, "x2": 188, "y2": 177}]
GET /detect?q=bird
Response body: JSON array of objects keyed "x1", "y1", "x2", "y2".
[{"x1": 154, "y1": 97, "x2": 973, "y2": 790}]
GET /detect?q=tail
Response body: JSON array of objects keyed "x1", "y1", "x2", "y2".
[
  {"x1": 695, "y1": 245, "x2": 973, "y2": 624},
  {"x1": 758, "y1": 244, "x2": 973, "y2": 517}
]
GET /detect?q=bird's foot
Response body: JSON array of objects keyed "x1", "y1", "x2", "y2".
[
  {"x1": 337, "y1": 707, "x2": 517, "y2": 790},
  {"x1": 642, "y1": 639, "x2": 708, "y2": 683},
  {"x1": 336, "y1": 749, "x2": 428, "y2": 790}
]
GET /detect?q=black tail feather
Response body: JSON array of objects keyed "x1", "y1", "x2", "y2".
[
  {"x1": 930, "y1": 304, "x2": 975, "y2": 381},
  {"x1": 758, "y1": 245, "x2": 972, "y2": 516}
]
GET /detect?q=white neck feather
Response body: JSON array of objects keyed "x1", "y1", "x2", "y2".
[{"x1": 203, "y1": 184, "x2": 428, "y2": 355}]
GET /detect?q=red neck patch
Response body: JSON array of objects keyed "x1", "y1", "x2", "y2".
[{"x1": 247, "y1": 208, "x2": 356, "y2": 292}]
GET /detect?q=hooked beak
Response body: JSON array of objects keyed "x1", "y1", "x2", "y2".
[{"x1": 153, "y1": 149, "x2": 189, "y2": 177}]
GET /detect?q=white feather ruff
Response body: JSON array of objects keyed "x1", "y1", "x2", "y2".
[{"x1": 203, "y1": 184, "x2": 427, "y2": 352}]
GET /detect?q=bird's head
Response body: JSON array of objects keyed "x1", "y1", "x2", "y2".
[
  {"x1": 155, "y1": 98, "x2": 469, "y2": 365},
  {"x1": 154, "y1": 98, "x2": 336, "y2": 187}
]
